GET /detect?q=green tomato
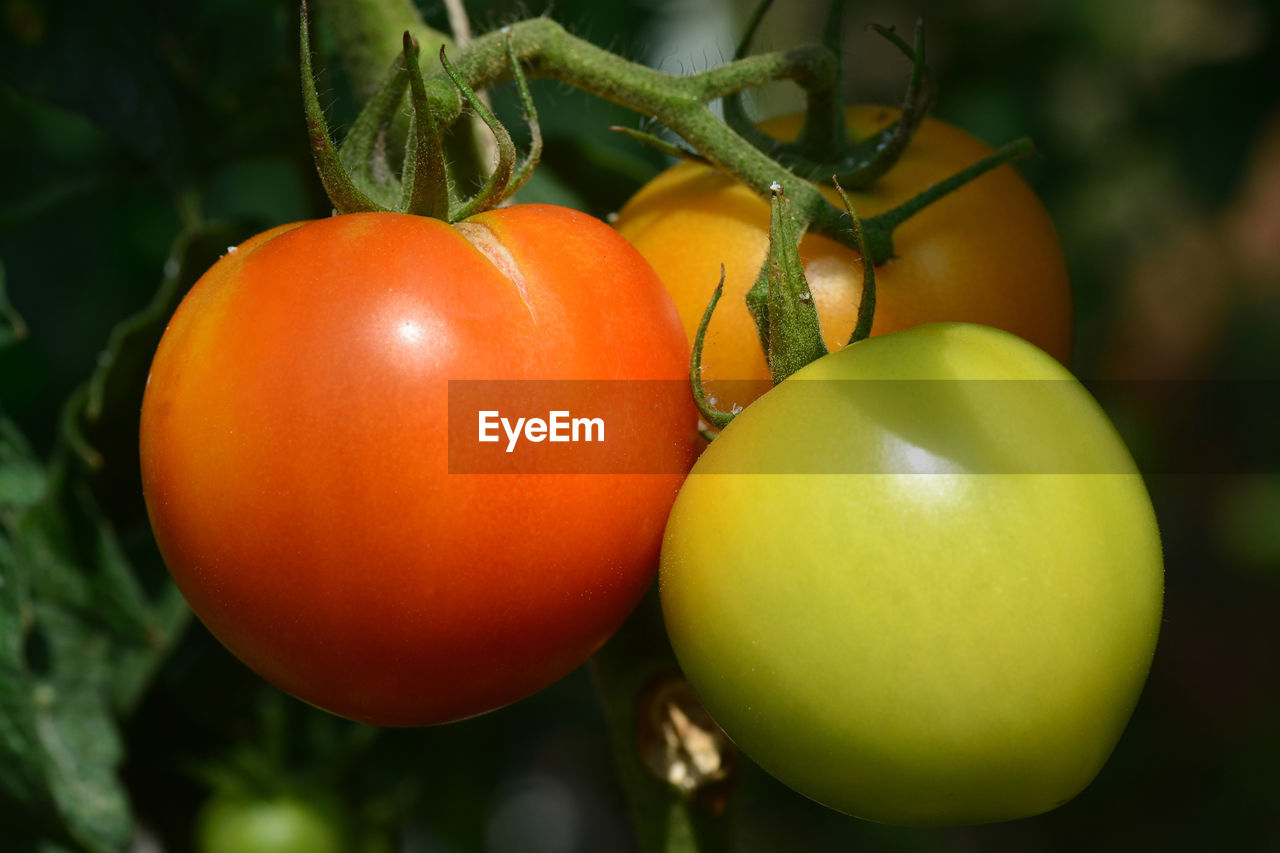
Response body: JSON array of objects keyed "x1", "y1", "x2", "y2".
[
  {"x1": 196, "y1": 793, "x2": 345, "y2": 853},
  {"x1": 660, "y1": 323, "x2": 1163, "y2": 826}
]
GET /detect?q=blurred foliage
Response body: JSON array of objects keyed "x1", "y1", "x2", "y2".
[{"x1": 2, "y1": 0, "x2": 1279, "y2": 851}]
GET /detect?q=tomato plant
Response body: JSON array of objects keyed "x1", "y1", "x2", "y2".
[
  {"x1": 140, "y1": 205, "x2": 697, "y2": 726},
  {"x1": 616, "y1": 106, "x2": 1074, "y2": 403},
  {"x1": 660, "y1": 323, "x2": 1163, "y2": 825}
]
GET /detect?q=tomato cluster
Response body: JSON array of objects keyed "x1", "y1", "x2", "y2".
[{"x1": 142, "y1": 95, "x2": 1160, "y2": 826}]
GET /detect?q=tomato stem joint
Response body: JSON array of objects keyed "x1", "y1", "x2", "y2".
[
  {"x1": 718, "y1": 2, "x2": 1035, "y2": 267},
  {"x1": 300, "y1": 4, "x2": 541, "y2": 221},
  {"x1": 722, "y1": 5, "x2": 934, "y2": 194},
  {"x1": 690, "y1": 180, "x2": 880, "y2": 433}
]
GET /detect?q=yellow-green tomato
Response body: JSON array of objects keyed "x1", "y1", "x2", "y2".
[{"x1": 660, "y1": 323, "x2": 1163, "y2": 826}]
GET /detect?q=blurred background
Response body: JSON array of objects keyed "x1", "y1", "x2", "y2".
[{"x1": 2, "y1": 0, "x2": 1278, "y2": 850}]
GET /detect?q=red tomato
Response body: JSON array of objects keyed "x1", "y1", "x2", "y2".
[
  {"x1": 616, "y1": 106, "x2": 1073, "y2": 404},
  {"x1": 140, "y1": 205, "x2": 697, "y2": 726}
]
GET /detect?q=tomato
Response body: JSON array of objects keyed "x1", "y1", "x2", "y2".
[
  {"x1": 141, "y1": 205, "x2": 697, "y2": 726},
  {"x1": 615, "y1": 106, "x2": 1073, "y2": 405},
  {"x1": 196, "y1": 793, "x2": 346, "y2": 853},
  {"x1": 659, "y1": 323, "x2": 1163, "y2": 825}
]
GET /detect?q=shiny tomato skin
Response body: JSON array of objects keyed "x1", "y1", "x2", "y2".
[
  {"x1": 141, "y1": 206, "x2": 697, "y2": 726},
  {"x1": 659, "y1": 323, "x2": 1162, "y2": 826},
  {"x1": 615, "y1": 106, "x2": 1073, "y2": 403}
]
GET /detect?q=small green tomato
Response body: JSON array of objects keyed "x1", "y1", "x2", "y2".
[{"x1": 196, "y1": 792, "x2": 345, "y2": 853}]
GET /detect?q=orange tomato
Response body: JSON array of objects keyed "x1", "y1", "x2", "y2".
[{"x1": 615, "y1": 106, "x2": 1073, "y2": 404}]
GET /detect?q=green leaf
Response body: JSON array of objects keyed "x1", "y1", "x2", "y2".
[
  {"x1": 0, "y1": 414, "x2": 188, "y2": 853},
  {"x1": 0, "y1": 502, "x2": 130, "y2": 852},
  {"x1": 0, "y1": 524, "x2": 54, "y2": 828},
  {"x1": 28, "y1": 604, "x2": 132, "y2": 853},
  {"x1": 0, "y1": 422, "x2": 128, "y2": 852},
  {"x1": 0, "y1": 419, "x2": 46, "y2": 508},
  {"x1": 299, "y1": 6, "x2": 388, "y2": 215}
]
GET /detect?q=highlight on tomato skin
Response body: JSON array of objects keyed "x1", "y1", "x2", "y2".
[
  {"x1": 659, "y1": 323, "x2": 1163, "y2": 827},
  {"x1": 615, "y1": 106, "x2": 1074, "y2": 406},
  {"x1": 139, "y1": 205, "x2": 699, "y2": 727}
]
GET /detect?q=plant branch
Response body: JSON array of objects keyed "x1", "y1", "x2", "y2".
[
  {"x1": 419, "y1": 19, "x2": 844, "y2": 242},
  {"x1": 316, "y1": 12, "x2": 1029, "y2": 265}
]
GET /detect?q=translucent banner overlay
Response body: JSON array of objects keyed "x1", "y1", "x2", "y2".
[
  {"x1": 447, "y1": 379, "x2": 1279, "y2": 474},
  {"x1": 448, "y1": 380, "x2": 696, "y2": 474}
]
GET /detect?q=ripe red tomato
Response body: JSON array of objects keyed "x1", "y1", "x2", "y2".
[
  {"x1": 616, "y1": 106, "x2": 1073, "y2": 404},
  {"x1": 141, "y1": 205, "x2": 697, "y2": 726}
]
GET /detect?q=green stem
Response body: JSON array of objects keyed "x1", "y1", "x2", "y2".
[
  {"x1": 401, "y1": 35, "x2": 453, "y2": 219},
  {"x1": 689, "y1": 269, "x2": 735, "y2": 431},
  {"x1": 407, "y1": 18, "x2": 841, "y2": 234},
  {"x1": 312, "y1": 0, "x2": 491, "y2": 190},
  {"x1": 834, "y1": 179, "x2": 876, "y2": 344},
  {"x1": 763, "y1": 186, "x2": 827, "y2": 384},
  {"x1": 834, "y1": 19, "x2": 931, "y2": 188},
  {"x1": 763, "y1": 20, "x2": 932, "y2": 190},
  {"x1": 503, "y1": 35, "x2": 543, "y2": 198},
  {"x1": 0, "y1": 259, "x2": 27, "y2": 347},
  {"x1": 439, "y1": 45, "x2": 516, "y2": 220},
  {"x1": 317, "y1": 11, "x2": 1032, "y2": 267},
  {"x1": 865, "y1": 137, "x2": 1034, "y2": 238},
  {"x1": 337, "y1": 51, "x2": 411, "y2": 209},
  {"x1": 795, "y1": 0, "x2": 847, "y2": 157},
  {"x1": 312, "y1": 0, "x2": 447, "y2": 101},
  {"x1": 722, "y1": 0, "x2": 791, "y2": 160},
  {"x1": 300, "y1": 4, "x2": 386, "y2": 213}
]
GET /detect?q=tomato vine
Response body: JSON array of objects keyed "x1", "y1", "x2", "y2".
[{"x1": 300, "y1": 0, "x2": 1032, "y2": 265}]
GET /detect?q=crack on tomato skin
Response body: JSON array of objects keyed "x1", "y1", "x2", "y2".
[{"x1": 454, "y1": 221, "x2": 535, "y2": 319}]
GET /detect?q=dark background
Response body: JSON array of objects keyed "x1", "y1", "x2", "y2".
[{"x1": 2, "y1": 0, "x2": 1279, "y2": 850}]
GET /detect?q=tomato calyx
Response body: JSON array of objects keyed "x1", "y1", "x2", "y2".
[
  {"x1": 750, "y1": 185, "x2": 828, "y2": 385},
  {"x1": 300, "y1": 3, "x2": 540, "y2": 221},
  {"x1": 692, "y1": 182, "x2": 878, "y2": 430},
  {"x1": 710, "y1": 3, "x2": 1033, "y2": 266},
  {"x1": 723, "y1": 4, "x2": 935, "y2": 191}
]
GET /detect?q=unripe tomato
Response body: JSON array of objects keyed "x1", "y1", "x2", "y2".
[
  {"x1": 660, "y1": 323, "x2": 1162, "y2": 825},
  {"x1": 616, "y1": 107, "x2": 1073, "y2": 404},
  {"x1": 196, "y1": 794, "x2": 344, "y2": 853},
  {"x1": 141, "y1": 206, "x2": 697, "y2": 726}
]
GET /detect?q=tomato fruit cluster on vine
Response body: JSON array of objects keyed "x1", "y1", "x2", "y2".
[{"x1": 139, "y1": 15, "x2": 1161, "y2": 830}]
